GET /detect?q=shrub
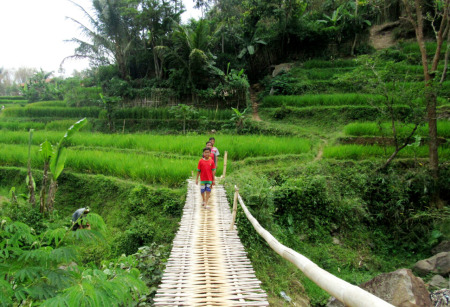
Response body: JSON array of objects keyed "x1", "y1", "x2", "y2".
[
  {"x1": 113, "y1": 216, "x2": 156, "y2": 255},
  {"x1": 273, "y1": 176, "x2": 338, "y2": 241},
  {"x1": 65, "y1": 86, "x2": 102, "y2": 107}
]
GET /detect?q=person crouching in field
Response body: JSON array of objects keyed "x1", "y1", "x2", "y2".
[
  {"x1": 196, "y1": 147, "x2": 216, "y2": 208},
  {"x1": 71, "y1": 207, "x2": 91, "y2": 230}
]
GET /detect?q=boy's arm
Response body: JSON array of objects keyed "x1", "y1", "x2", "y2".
[
  {"x1": 196, "y1": 161, "x2": 201, "y2": 185},
  {"x1": 196, "y1": 170, "x2": 200, "y2": 184}
]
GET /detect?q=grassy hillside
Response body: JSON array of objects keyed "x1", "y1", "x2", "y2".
[{"x1": 0, "y1": 41, "x2": 449, "y2": 306}]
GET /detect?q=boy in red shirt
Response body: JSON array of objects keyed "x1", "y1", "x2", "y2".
[{"x1": 196, "y1": 147, "x2": 216, "y2": 208}]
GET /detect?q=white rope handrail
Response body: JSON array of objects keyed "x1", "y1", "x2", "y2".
[{"x1": 233, "y1": 187, "x2": 394, "y2": 307}]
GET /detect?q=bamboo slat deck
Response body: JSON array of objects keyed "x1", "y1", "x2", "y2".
[{"x1": 154, "y1": 180, "x2": 268, "y2": 306}]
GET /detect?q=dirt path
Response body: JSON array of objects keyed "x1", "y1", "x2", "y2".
[
  {"x1": 314, "y1": 140, "x2": 327, "y2": 162},
  {"x1": 369, "y1": 22, "x2": 399, "y2": 50},
  {"x1": 250, "y1": 87, "x2": 262, "y2": 121}
]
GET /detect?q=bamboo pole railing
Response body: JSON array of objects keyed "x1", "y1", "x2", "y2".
[
  {"x1": 222, "y1": 151, "x2": 228, "y2": 178},
  {"x1": 230, "y1": 185, "x2": 395, "y2": 307}
]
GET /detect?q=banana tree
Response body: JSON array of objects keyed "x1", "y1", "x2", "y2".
[
  {"x1": 318, "y1": 5, "x2": 345, "y2": 44},
  {"x1": 39, "y1": 141, "x2": 53, "y2": 213},
  {"x1": 40, "y1": 118, "x2": 88, "y2": 213}
]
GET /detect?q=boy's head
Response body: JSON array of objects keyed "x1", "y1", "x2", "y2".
[
  {"x1": 206, "y1": 141, "x2": 212, "y2": 149},
  {"x1": 202, "y1": 147, "x2": 211, "y2": 158},
  {"x1": 209, "y1": 137, "x2": 215, "y2": 145}
]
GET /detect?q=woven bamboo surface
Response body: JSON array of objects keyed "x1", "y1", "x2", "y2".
[{"x1": 154, "y1": 179, "x2": 268, "y2": 306}]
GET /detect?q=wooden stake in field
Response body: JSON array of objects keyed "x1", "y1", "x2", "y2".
[{"x1": 222, "y1": 151, "x2": 228, "y2": 178}]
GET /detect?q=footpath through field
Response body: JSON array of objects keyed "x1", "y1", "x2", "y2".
[{"x1": 154, "y1": 179, "x2": 268, "y2": 306}]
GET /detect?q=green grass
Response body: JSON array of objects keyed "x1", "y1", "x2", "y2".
[
  {"x1": 399, "y1": 41, "x2": 446, "y2": 55},
  {"x1": 323, "y1": 144, "x2": 450, "y2": 160},
  {"x1": 302, "y1": 59, "x2": 357, "y2": 69},
  {"x1": 0, "y1": 96, "x2": 25, "y2": 100},
  {"x1": 0, "y1": 131, "x2": 312, "y2": 160},
  {"x1": 0, "y1": 121, "x2": 46, "y2": 131},
  {"x1": 262, "y1": 94, "x2": 386, "y2": 108},
  {"x1": 27, "y1": 100, "x2": 67, "y2": 107},
  {"x1": 0, "y1": 99, "x2": 28, "y2": 104},
  {"x1": 344, "y1": 121, "x2": 450, "y2": 138},
  {"x1": 290, "y1": 67, "x2": 355, "y2": 80},
  {"x1": 1, "y1": 106, "x2": 101, "y2": 118},
  {"x1": 0, "y1": 143, "x2": 200, "y2": 185}
]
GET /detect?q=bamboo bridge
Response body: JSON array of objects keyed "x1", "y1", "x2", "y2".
[
  {"x1": 154, "y1": 179, "x2": 268, "y2": 306},
  {"x1": 154, "y1": 158, "x2": 395, "y2": 306}
]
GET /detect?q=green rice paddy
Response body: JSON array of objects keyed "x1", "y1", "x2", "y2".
[{"x1": 344, "y1": 121, "x2": 450, "y2": 138}]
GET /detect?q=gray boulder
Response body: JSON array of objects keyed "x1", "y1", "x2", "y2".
[
  {"x1": 429, "y1": 275, "x2": 448, "y2": 289},
  {"x1": 414, "y1": 252, "x2": 450, "y2": 276},
  {"x1": 327, "y1": 268, "x2": 431, "y2": 307},
  {"x1": 432, "y1": 241, "x2": 450, "y2": 255}
]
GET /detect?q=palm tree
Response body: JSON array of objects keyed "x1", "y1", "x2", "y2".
[
  {"x1": 64, "y1": 0, "x2": 136, "y2": 79},
  {"x1": 154, "y1": 19, "x2": 223, "y2": 98}
]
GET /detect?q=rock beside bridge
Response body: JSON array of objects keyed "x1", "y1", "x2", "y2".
[
  {"x1": 429, "y1": 275, "x2": 448, "y2": 289},
  {"x1": 327, "y1": 268, "x2": 431, "y2": 307},
  {"x1": 414, "y1": 252, "x2": 450, "y2": 276},
  {"x1": 432, "y1": 241, "x2": 450, "y2": 255}
]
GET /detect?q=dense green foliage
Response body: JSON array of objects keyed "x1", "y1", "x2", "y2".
[{"x1": 224, "y1": 160, "x2": 450, "y2": 304}]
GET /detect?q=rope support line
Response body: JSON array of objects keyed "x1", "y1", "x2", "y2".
[{"x1": 232, "y1": 185, "x2": 395, "y2": 307}]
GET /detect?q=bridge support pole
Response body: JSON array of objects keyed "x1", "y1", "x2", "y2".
[
  {"x1": 222, "y1": 151, "x2": 228, "y2": 178},
  {"x1": 230, "y1": 185, "x2": 239, "y2": 230}
]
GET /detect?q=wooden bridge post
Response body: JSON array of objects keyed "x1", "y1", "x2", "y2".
[
  {"x1": 222, "y1": 151, "x2": 228, "y2": 178},
  {"x1": 230, "y1": 185, "x2": 239, "y2": 230}
]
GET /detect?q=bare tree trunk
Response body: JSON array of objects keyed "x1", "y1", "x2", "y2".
[
  {"x1": 222, "y1": 32, "x2": 224, "y2": 54},
  {"x1": 40, "y1": 162, "x2": 49, "y2": 213},
  {"x1": 46, "y1": 180, "x2": 58, "y2": 213},
  {"x1": 426, "y1": 90, "x2": 439, "y2": 179},
  {"x1": 380, "y1": 123, "x2": 419, "y2": 169},
  {"x1": 27, "y1": 167, "x2": 35, "y2": 206},
  {"x1": 402, "y1": 0, "x2": 449, "y2": 206},
  {"x1": 27, "y1": 130, "x2": 35, "y2": 206},
  {"x1": 351, "y1": 34, "x2": 358, "y2": 56}
]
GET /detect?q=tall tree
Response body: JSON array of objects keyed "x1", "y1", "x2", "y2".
[
  {"x1": 14, "y1": 67, "x2": 37, "y2": 85},
  {"x1": 65, "y1": 0, "x2": 137, "y2": 79},
  {"x1": 155, "y1": 19, "x2": 223, "y2": 97},
  {"x1": 123, "y1": 0, "x2": 184, "y2": 79},
  {"x1": 401, "y1": 0, "x2": 449, "y2": 180}
]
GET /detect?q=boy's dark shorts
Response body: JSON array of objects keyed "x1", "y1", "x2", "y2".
[{"x1": 200, "y1": 183, "x2": 212, "y2": 193}]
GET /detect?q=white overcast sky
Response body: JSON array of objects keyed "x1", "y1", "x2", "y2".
[{"x1": 0, "y1": 0, "x2": 201, "y2": 78}]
